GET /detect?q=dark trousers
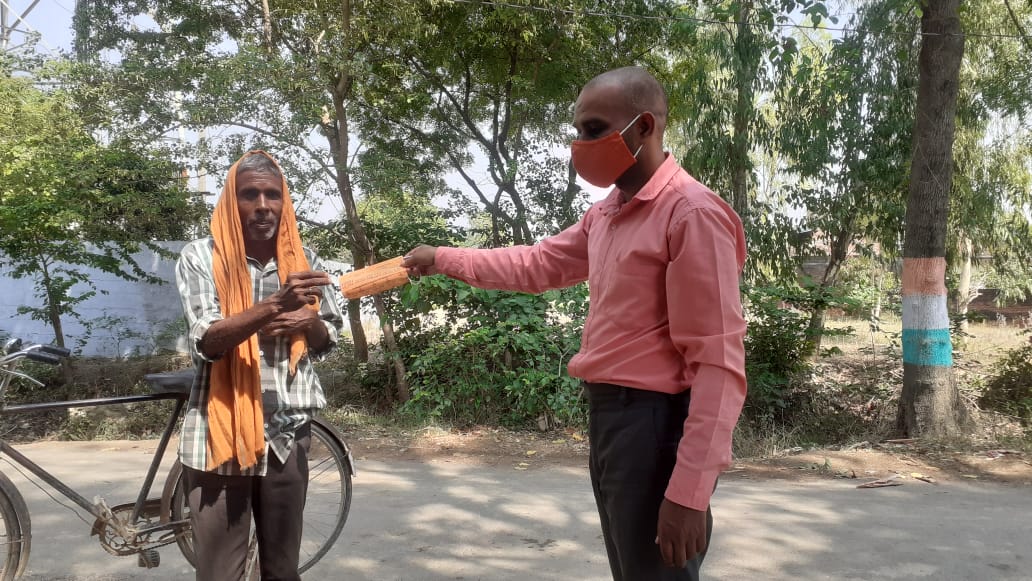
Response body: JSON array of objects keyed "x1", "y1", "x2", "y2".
[
  {"x1": 585, "y1": 382, "x2": 714, "y2": 581},
  {"x1": 185, "y1": 426, "x2": 311, "y2": 581}
]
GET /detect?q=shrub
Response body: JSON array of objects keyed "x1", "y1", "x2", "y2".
[
  {"x1": 743, "y1": 285, "x2": 814, "y2": 423},
  {"x1": 397, "y1": 276, "x2": 587, "y2": 428},
  {"x1": 979, "y1": 337, "x2": 1032, "y2": 423}
]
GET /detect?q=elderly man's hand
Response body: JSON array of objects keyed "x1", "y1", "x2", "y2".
[
  {"x1": 260, "y1": 308, "x2": 320, "y2": 337},
  {"x1": 271, "y1": 271, "x2": 331, "y2": 312}
]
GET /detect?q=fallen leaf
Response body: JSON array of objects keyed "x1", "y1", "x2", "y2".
[
  {"x1": 571, "y1": 432, "x2": 585, "y2": 441},
  {"x1": 962, "y1": 474, "x2": 979, "y2": 479},
  {"x1": 526, "y1": 450, "x2": 537, "y2": 456}
]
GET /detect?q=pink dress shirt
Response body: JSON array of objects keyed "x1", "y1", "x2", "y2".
[{"x1": 432, "y1": 154, "x2": 747, "y2": 511}]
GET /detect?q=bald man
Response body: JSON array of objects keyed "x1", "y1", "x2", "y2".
[{"x1": 404, "y1": 66, "x2": 747, "y2": 580}]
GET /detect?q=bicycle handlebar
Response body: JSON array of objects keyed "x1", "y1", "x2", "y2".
[
  {"x1": 26, "y1": 351, "x2": 62, "y2": 365},
  {"x1": 1, "y1": 342, "x2": 71, "y2": 367},
  {"x1": 39, "y1": 345, "x2": 71, "y2": 358}
]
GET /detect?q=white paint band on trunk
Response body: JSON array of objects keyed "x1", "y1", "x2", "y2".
[{"x1": 902, "y1": 294, "x2": 950, "y2": 330}]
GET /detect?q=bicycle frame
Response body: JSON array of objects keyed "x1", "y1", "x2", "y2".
[
  {"x1": 0, "y1": 341, "x2": 356, "y2": 575},
  {"x1": 0, "y1": 391, "x2": 187, "y2": 535}
]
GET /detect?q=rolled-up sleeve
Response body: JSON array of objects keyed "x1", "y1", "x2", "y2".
[
  {"x1": 175, "y1": 241, "x2": 223, "y2": 365},
  {"x1": 663, "y1": 206, "x2": 748, "y2": 511}
]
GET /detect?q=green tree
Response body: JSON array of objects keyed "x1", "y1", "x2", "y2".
[
  {"x1": 948, "y1": 0, "x2": 1032, "y2": 333},
  {"x1": 0, "y1": 73, "x2": 204, "y2": 352},
  {"x1": 778, "y1": 1, "x2": 919, "y2": 354},
  {"x1": 667, "y1": 0, "x2": 830, "y2": 280},
  {"x1": 355, "y1": 0, "x2": 673, "y2": 245},
  {"x1": 73, "y1": 0, "x2": 422, "y2": 395}
]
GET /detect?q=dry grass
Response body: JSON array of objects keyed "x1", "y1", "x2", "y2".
[
  {"x1": 734, "y1": 315, "x2": 1031, "y2": 459},
  {"x1": 823, "y1": 315, "x2": 1028, "y2": 368}
]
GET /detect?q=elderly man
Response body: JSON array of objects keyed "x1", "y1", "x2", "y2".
[
  {"x1": 403, "y1": 67, "x2": 747, "y2": 580},
  {"x1": 175, "y1": 151, "x2": 343, "y2": 581}
]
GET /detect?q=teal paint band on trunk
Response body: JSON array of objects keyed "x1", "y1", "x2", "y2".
[{"x1": 901, "y1": 328, "x2": 953, "y2": 367}]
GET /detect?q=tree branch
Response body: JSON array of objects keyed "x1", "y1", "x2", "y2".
[
  {"x1": 1003, "y1": 0, "x2": 1032, "y2": 52},
  {"x1": 227, "y1": 120, "x2": 338, "y2": 182}
]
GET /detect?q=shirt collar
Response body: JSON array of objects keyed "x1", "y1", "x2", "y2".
[{"x1": 599, "y1": 153, "x2": 679, "y2": 216}]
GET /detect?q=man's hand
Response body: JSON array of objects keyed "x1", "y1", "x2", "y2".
[
  {"x1": 260, "y1": 308, "x2": 320, "y2": 337},
  {"x1": 656, "y1": 498, "x2": 708, "y2": 569},
  {"x1": 401, "y1": 245, "x2": 437, "y2": 277},
  {"x1": 270, "y1": 271, "x2": 331, "y2": 312}
]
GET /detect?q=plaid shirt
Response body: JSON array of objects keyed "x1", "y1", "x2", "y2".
[{"x1": 175, "y1": 237, "x2": 344, "y2": 475}]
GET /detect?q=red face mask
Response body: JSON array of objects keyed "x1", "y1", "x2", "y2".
[{"x1": 571, "y1": 114, "x2": 644, "y2": 188}]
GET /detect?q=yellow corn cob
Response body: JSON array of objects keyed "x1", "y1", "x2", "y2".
[{"x1": 338, "y1": 256, "x2": 409, "y2": 299}]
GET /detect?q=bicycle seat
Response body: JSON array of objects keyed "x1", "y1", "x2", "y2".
[{"x1": 144, "y1": 370, "x2": 196, "y2": 396}]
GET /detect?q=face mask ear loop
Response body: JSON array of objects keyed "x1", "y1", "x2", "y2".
[
  {"x1": 622, "y1": 114, "x2": 645, "y2": 159},
  {"x1": 619, "y1": 113, "x2": 643, "y2": 135}
]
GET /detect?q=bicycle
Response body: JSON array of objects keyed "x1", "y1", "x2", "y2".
[{"x1": 0, "y1": 338, "x2": 355, "y2": 580}]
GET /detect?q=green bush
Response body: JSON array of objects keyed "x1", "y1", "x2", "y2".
[
  {"x1": 397, "y1": 276, "x2": 587, "y2": 428},
  {"x1": 979, "y1": 338, "x2": 1032, "y2": 423},
  {"x1": 743, "y1": 286, "x2": 814, "y2": 423}
]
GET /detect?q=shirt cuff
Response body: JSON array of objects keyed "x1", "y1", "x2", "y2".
[
  {"x1": 189, "y1": 312, "x2": 223, "y2": 363},
  {"x1": 664, "y1": 467, "x2": 721, "y2": 511}
]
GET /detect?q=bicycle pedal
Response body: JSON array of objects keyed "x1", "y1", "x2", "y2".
[{"x1": 137, "y1": 549, "x2": 160, "y2": 568}]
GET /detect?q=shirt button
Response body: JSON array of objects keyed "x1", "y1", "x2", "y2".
[
  {"x1": 259, "y1": 350, "x2": 264, "y2": 356},
  {"x1": 609, "y1": 224, "x2": 615, "y2": 231},
  {"x1": 264, "y1": 423, "x2": 269, "y2": 429}
]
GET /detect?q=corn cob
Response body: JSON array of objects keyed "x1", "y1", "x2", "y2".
[{"x1": 338, "y1": 256, "x2": 410, "y2": 299}]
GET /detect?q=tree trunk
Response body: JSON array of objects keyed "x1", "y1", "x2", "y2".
[
  {"x1": 729, "y1": 0, "x2": 755, "y2": 222},
  {"x1": 40, "y1": 260, "x2": 73, "y2": 384},
  {"x1": 953, "y1": 236, "x2": 974, "y2": 338},
  {"x1": 871, "y1": 261, "x2": 884, "y2": 332},
  {"x1": 322, "y1": 117, "x2": 370, "y2": 363},
  {"x1": 346, "y1": 297, "x2": 367, "y2": 361},
  {"x1": 329, "y1": 59, "x2": 410, "y2": 401},
  {"x1": 804, "y1": 226, "x2": 852, "y2": 357},
  {"x1": 897, "y1": 0, "x2": 966, "y2": 438}
]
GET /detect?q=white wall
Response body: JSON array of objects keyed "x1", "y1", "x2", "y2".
[
  {"x1": 0, "y1": 244, "x2": 365, "y2": 358},
  {"x1": 0, "y1": 242, "x2": 189, "y2": 357}
]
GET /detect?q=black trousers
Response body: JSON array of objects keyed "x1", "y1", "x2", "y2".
[
  {"x1": 585, "y1": 382, "x2": 713, "y2": 581},
  {"x1": 184, "y1": 425, "x2": 311, "y2": 581}
]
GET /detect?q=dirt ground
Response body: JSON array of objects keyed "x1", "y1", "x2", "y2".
[{"x1": 339, "y1": 424, "x2": 1032, "y2": 487}]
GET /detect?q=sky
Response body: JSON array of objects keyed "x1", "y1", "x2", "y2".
[{"x1": 1, "y1": 0, "x2": 76, "y2": 54}]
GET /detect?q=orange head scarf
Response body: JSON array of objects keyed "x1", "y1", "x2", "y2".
[{"x1": 207, "y1": 150, "x2": 314, "y2": 470}]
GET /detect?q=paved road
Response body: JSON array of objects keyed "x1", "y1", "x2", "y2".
[{"x1": 2, "y1": 441, "x2": 1030, "y2": 580}]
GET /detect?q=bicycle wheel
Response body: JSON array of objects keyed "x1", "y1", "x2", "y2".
[
  {"x1": 0, "y1": 471, "x2": 30, "y2": 581},
  {"x1": 299, "y1": 419, "x2": 352, "y2": 572},
  {"x1": 170, "y1": 419, "x2": 353, "y2": 573}
]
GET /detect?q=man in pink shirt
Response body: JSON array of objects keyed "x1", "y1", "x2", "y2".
[{"x1": 403, "y1": 66, "x2": 747, "y2": 580}]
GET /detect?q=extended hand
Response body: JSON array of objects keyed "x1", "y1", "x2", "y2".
[
  {"x1": 401, "y1": 245, "x2": 437, "y2": 277},
  {"x1": 271, "y1": 271, "x2": 331, "y2": 312},
  {"x1": 655, "y1": 498, "x2": 708, "y2": 569}
]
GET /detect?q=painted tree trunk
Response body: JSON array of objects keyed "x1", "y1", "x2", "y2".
[{"x1": 897, "y1": 0, "x2": 966, "y2": 437}]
